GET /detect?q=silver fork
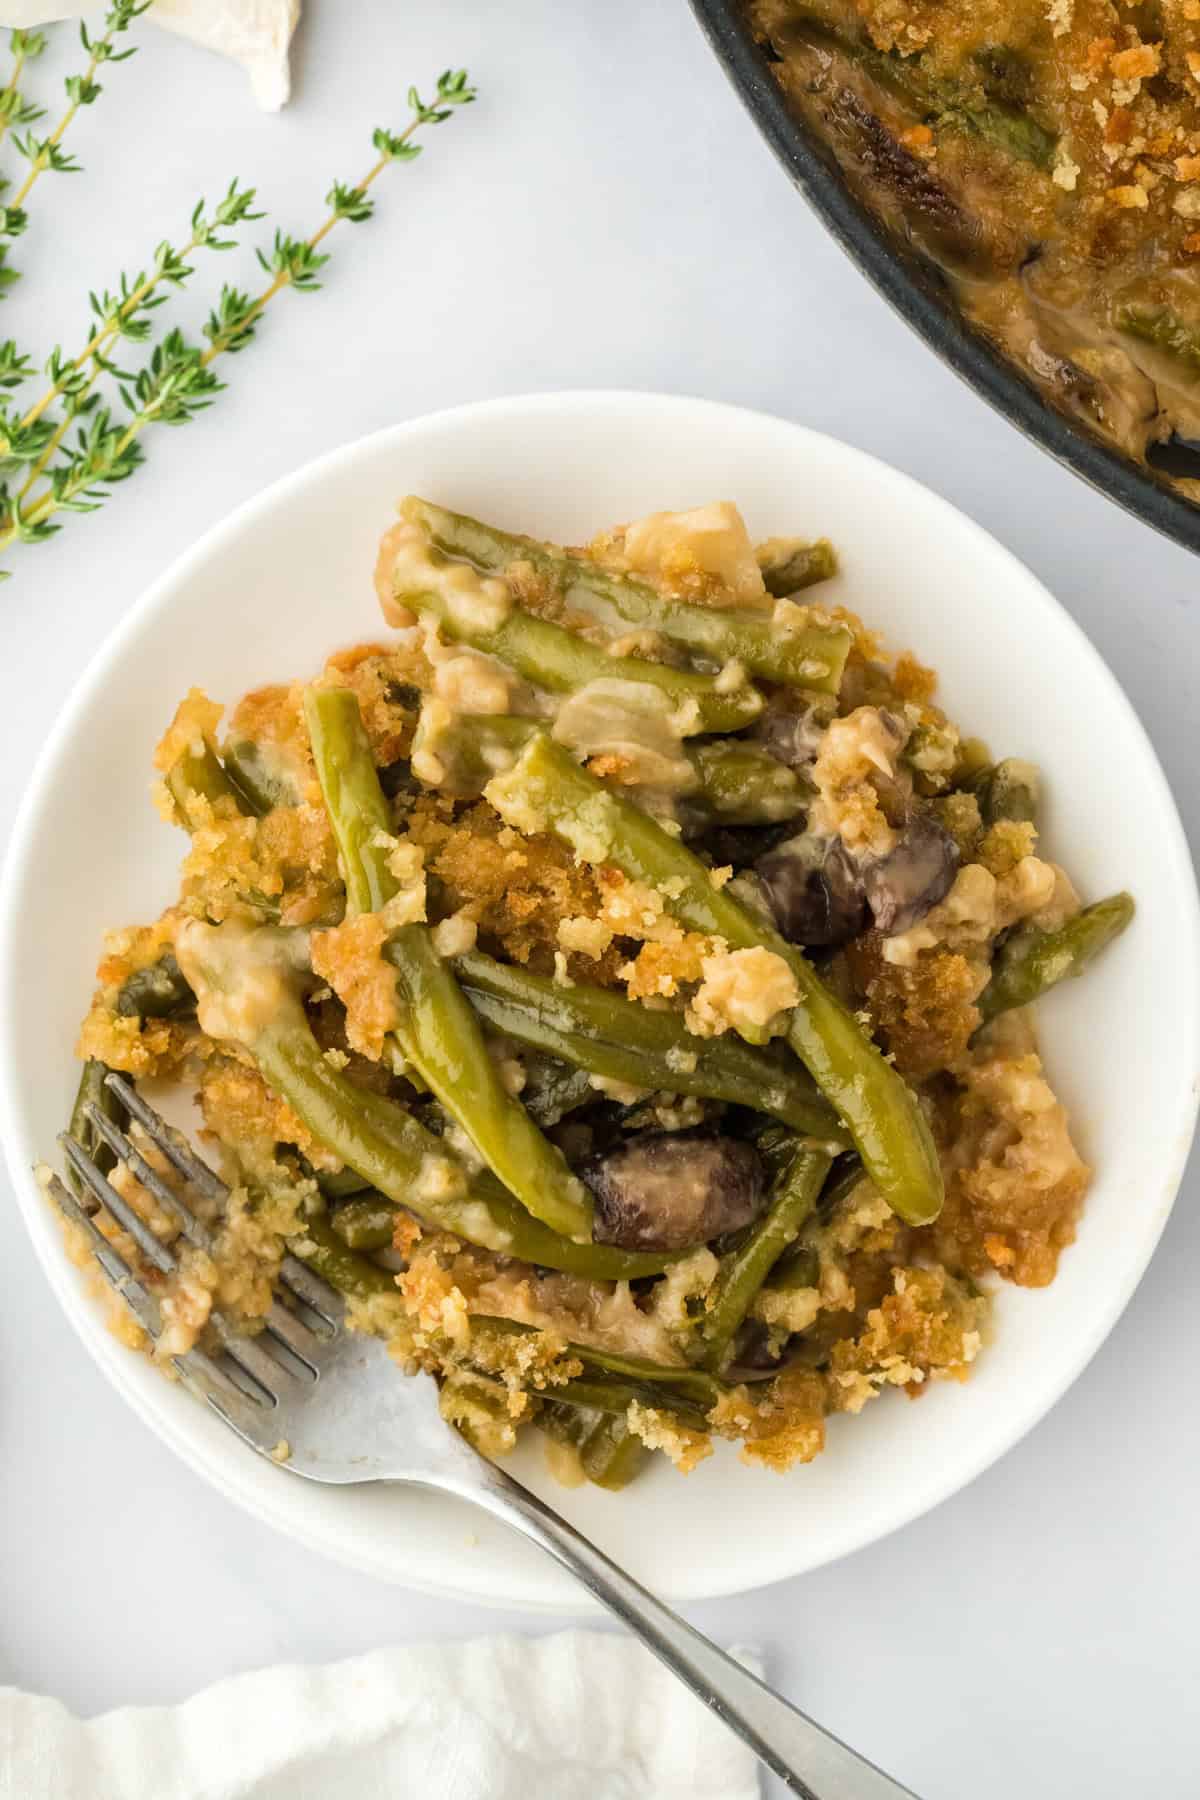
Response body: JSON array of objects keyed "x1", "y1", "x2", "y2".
[{"x1": 50, "y1": 1072, "x2": 919, "y2": 1800}]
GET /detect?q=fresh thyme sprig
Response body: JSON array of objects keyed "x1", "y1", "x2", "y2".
[
  {"x1": 0, "y1": 1, "x2": 147, "y2": 295},
  {"x1": 0, "y1": 182, "x2": 263, "y2": 523},
  {"x1": 0, "y1": 29, "x2": 47, "y2": 147},
  {"x1": 0, "y1": 339, "x2": 33, "y2": 390},
  {"x1": 0, "y1": 29, "x2": 49, "y2": 298},
  {"x1": 0, "y1": 69, "x2": 477, "y2": 567}
]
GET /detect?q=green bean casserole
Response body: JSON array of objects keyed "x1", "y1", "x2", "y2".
[
  {"x1": 748, "y1": 0, "x2": 1200, "y2": 494},
  {"x1": 56, "y1": 497, "x2": 1133, "y2": 1488}
]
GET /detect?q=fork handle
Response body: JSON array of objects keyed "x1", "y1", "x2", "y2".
[{"x1": 455, "y1": 1462, "x2": 920, "y2": 1800}]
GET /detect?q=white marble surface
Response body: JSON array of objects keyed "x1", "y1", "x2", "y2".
[{"x1": 1, "y1": 4, "x2": 1197, "y2": 1796}]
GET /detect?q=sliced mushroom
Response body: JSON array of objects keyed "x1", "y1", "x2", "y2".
[
  {"x1": 581, "y1": 1130, "x2": 766, "y2": 1252},
  {"x1": 862, "y1": 814, "x2": 960, "y2": 934},
  {"x1": 695, "y1": 819, "x2": 796, "y2": 871},
  {"x1": 755, "y1": 832, "x2": 868, "y2": 948},
  {"x1": 753, "y1": 694, "x2": 831, "y2": 772}
]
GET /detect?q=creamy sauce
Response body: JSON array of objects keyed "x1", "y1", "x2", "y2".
[
  {"x1": 551, "y1": 679, "x2": 698, "y2": 795},
  {"x1": 685, "y1": 945, "x2": 800, "y2": 1042},
  {"x1": 809, "y1": 705, "x2": 908, "y2": 857},
  {"x1": 883, "y1": 855, "x2": 1079, "y2": 966},
  {"x1": 175, "y1": 918, "x2": 305, "y2": 1046},
  {"x1": 378, "y1": 521, "x2": 512, "y2": 635},
  {"x1": 621, "y1": 502, "x2": 768, "y2": 605}
]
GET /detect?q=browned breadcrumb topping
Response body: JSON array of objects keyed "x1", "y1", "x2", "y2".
[
  {"x1": 200, "y1": 1058, "x2": 337, "y2": 1174},
  {"x1": 226, "y1": 683, "x2": 314, "y2": 789},
  {"x1": 977, "y1": 818, "x2": 1039, "y2": 876},
  {"x1": 322, "y1": 643, "x2": 428, "y2": 765},
  {"x1": 76, "y1": 915, "x2": 197, "y2": 1078},
  {"x1": 311, "y1": 913, "x2": 399, "y2": 1060},
  {"x1": 829, "y1": 1265, "x2": 984, "y2": 1407},
  {"x1": 934, "y1": 789, "x2": 983, "y2": 857},
  {"x1": 403, "y1": 794, "x2": 629, "y2": 982},
  {"x1": 845, "y1": 932, "x2": 985, "y2": 1077},
  {"x1": 169, "y1": 792, "x2": 340, "y2": 930},
  {"x1": 719, "y1": 1368, "x2": 828, "y2": 1470},
  {"x1": 928, "y1": 1049, "x2": 1090, "y2": 1286},
  {"x1": 622, "y1": 933, "x2": 715, "y2": 1000}
]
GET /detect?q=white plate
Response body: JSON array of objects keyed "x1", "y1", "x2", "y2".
[{"x1": 3, "y1": 392, "x2": 1196, "y2": 1608}]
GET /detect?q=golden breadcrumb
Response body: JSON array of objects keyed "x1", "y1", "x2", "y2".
[
  {"x1": 311, "y1": 913, "x2": 399, "y2": 1060},
  {"x1": 927, "y1": 1049, "x2": 1090, "y2": 1286},
  {"x1": 846, "y1": 931, "x2": 985, "y2": 1077}
]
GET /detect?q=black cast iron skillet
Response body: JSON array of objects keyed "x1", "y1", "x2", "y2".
[{"x1": 690, "y1": 0, "x2": 1200, "y2": 557}]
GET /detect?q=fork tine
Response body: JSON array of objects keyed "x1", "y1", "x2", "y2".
[
  {"x1": 88, "y1": 1098, "x2": 325, "y2": 1362},
  {"x1": 61, "y1": 1118, "x2": 310, "y2": 1400},
  {"x1": 83, "y1": 1102, "x2": 214, "y2": 1251},
  {"x1": 105, "y1": 1073, "x2": 228, "y2": 1202},
  {"x1": 262, "y1": 1302, "x2": 322, "y2": 1370},
  {"x1": 46, "y1": 1171, "x2": 253, "y2": 1408},
  {"x1": 58, "y1": 1132, "x2": 178, "y2": 1276},
  {"x1": 105, "y1": 1072, "x2": 342, "y2": 1323},
  {"x1": 207, "y1": 1322, "x2": 284, "y2": 1405},
  {"x1": 46, "y1": 1171, "x2": 168, "y2": 1336},
  {"x1": 279, "y1": 1253, "x2": 341, "y2": 1322}
]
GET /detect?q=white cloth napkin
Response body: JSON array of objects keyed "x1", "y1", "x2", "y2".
[
  {"x1": 0, "y1": 2, "x2": 301, "y2": 109},
  {"x1": 1, "y1": 1630, "x2": 762, "y2": 1799}
]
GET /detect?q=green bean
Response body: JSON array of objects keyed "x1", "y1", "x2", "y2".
[
  {"x1": 453, "y1": 948, "x2": 848, "y2": 1143},
  {"x1": 291, "y1": 1216, "x2": 398, "y2": 1298},
  {"x1": 315, "y1": 1165, "x2": 373, "y2": 1200},
  {"x1": 305, "y1": 687, "x2": 595, "y2": 1242},
  {"x1": 472, "y1": 1319, "x2": 727, "y2": 1416},
  {"x1": 161, "y1": 738, "x2": 283, "y2": 919},
  {"x1": 582, "y1": 1416, "x2": 652, "y2": 1487},
  {"x1": 67, "y1": 1059, "x2": 120, "y2": 1189},
  {"x1": 486, "y1": 734, "x2": 943, "y2": 1226},
  {"x1": 164, "y1": 740, "x2": 246, "y2": 822},
  {"x1": 302, "y1": 688, "x2": 396, "y2": 914},
  {"x1": 759, "y1": 538, "x2": 838, "y2": 597},
  {"x1": 213, "y1": 978, "x2": 675, "y2": 1280},
  {"x1": 223, "y1": 740, "x2": 297, "y2": 816},
  {"x1": 965, "y1": 757, "x2": 1040, "y2": 826},
  {"x1": 764, "y1": 1241, "x2": 820, "y2": 1294},
  {"x1": 401, "y1": 496, "x2": 851, "y2": 696},
  {"x1": 115, "y1": 952, "x2": 195, "y2": 1020},
  {"x1": 250, "y1": 1006, "x2": 675, "y2": 1281},
  {"x1": 463, "y1": 1346, "x2": 715, "y2": 1432},
  {"x1": 329, "y1": 1193, "x2": 405, "y2": 1250},
  {"x1": 418, "y1": 711, "x2": 808, "y2": 827},
  {"x1": 538, "y1": 1403, "x2": 650, "y2": 1490},
  {"x1": 569, "y1": 1346, "x2": 724, "y2": 1415},
  {"x1": 547, "y1": 1375, "x2": 711, "y2": 1433},
  {"x1": 438, "y1": 1370, "x2": 518, "y2": 1454},
  {"x1": 412, "y1": 712, "x2": 534, "y2": 798},
  {"x1": 386, "y1": 923, "x2": 595, "y2": 1240},
  {"x1": 786, "y1": 11, "x2": 1057, "y2": 169},
  {"x1": 360, "y1": 1305, "x2": 722, "y2": 1428},
  {"x1": 1115, "y1": 305, "x2": 1200, "y2": 378},
  {"x1": 520, "y1": 1056, "x2": 596, "y2": 1128},
  {"x1": 762, "y1": 1154, "x2": 864, "y2": 1293},
  {"x1": 694, "y1": 1140, "x2": 832, "y2": 1373},
  {"x1": 686, "y1": 740, "x2": 809, "y2": 825},
  {"x1": 400, "y1": 563, "x2": 764, "y2": 738},
  {"x1": 978, "y1": 892, "x2": 1134, "y2": 1023},
  {"x1": 175, "y1": 911, "x2": 676, "y2": 1282},
  {"x1": 468, "y1": 1321, "x2": 710, "y2": 1486}
]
